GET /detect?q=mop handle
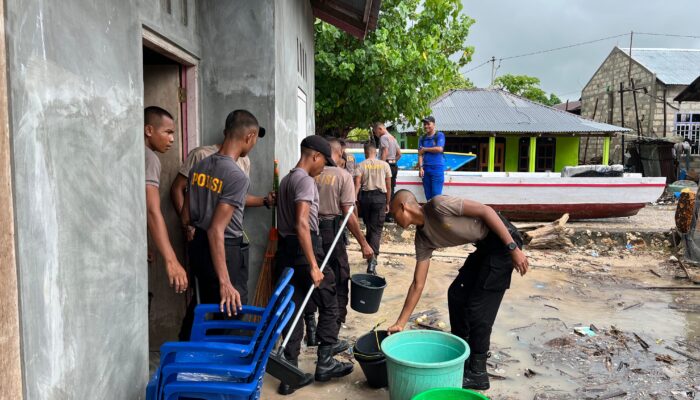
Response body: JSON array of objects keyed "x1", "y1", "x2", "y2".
[{"x1": 279, "y1": 205, "x2": 355, "y2": 352}]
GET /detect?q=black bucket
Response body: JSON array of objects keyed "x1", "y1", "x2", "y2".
[
  {"x1": 350, "y1": 274, "x2": 387, "y2": 314},
  {"x1": 353, "y1": 330, "x2": 389, "y2": 388}
]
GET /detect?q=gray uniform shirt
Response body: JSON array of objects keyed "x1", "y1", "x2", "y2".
[
  {"x1": 379, "y1": 134, "x2": 400, "y2": 162},
  {"x1": 145, "y1": 147, "x2": 161, "y2": 187},
  {"x1": 188, "y1": 153, "x2": 249, "y2": 239},
  {"x1": 278, "y1": 168, "x2": 319, "y2": 237}
]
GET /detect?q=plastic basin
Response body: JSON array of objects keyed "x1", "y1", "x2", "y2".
[
  {"x1": 381, "y1": 330, "x2": 470, "y2": 400},
  {"x1": 412, "y1": 388, "x2": 490, "y2": 400},
  {"x1": 350, "y1": 274, "x2": 387, "y2": 314}
]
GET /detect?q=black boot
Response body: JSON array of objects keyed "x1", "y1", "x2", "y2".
[
  {"x1": 331, "y1": 339, "x2": 350, "y2": 355},
  {"x1": 366, "y1": 257, "x2": 377, "y2": 275},
  {"x1": 304, "y1": 313, "x2": 318, "y2": 347},
  {"x1": 277, "y1": 357, "x2": 314, "y2": 395},
  {"x1": 462, "y1": 353, "x2": 490, "y2": 390},
  {"x1": 314, "y1": 344, "x2": 354, "y2": 382}
]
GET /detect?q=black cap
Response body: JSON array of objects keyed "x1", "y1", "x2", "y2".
[
  {"x1": 421, "y1": 116, "x2": 435, "y2": 123},
  {"x1": 301, "y1": 135, "x2": 336, "y2": 167},
  {"x1": 257, "y1": 127, "x2": 266, "y2": 138}
]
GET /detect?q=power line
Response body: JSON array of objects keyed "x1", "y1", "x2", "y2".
[
  {"x1": 636, "y1": 32, "x2": 700, "y2": 40},
  {"x1": 461, "y1": 59, "x2": 490, "y2": 73},
  {"x1": 499, "y1": 33, "x2": 630, "y2": 61}
]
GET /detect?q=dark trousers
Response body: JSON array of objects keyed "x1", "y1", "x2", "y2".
[
  {"x1": 319, "y1": 218, "x2": 350, "y2": 325},
  {"x1": 447, "y1": 219, "x2": 523, "y2": 355},
  {"x1": 389, "y1": 163, "x2": 399, "y2": 199},
  {"x1": 359, "y1": 190, "x2": 387, "y2": 255},
  {"x1": 179, "y1": 229, "x2": 249, "y2": 341},
  {"x1": 275, "y1": 234, "x2": 339, "y2": 360}
]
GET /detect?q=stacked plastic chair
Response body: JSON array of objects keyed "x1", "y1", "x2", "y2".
[{"x1": 146, "y1": 268, "x2": 295, "y2": 400}]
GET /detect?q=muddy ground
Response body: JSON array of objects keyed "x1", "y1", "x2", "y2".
[{"x1": 261, "y1": 206, "x2": 700, "y2": 399}]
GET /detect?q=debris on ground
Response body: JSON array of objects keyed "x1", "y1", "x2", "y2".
[{"x1": 525, "y1": 214, "x2": 574, "y2": 249}]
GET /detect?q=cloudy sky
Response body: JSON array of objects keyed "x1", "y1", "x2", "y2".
[{"x1": 460, "y1": 0, "x2": 700, "y2": 101}]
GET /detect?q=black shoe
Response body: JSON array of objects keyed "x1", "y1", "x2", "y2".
[
  {"x1": 331, "y1": 339, "x2": 350, "y2": 356},
  {"x1": 462, "y1": 353, "x2": 490, "y2": 390},
  {"x1": 366, "y1": 257, "x2": 377, "y2": 275},
  {"x1": 304, "y1": 313, "x2": 319, "y2": 347},
  {"x1": 314, "y1": 345, "x2": 354, "y2": 382},
  {"x1": 277, "y1": 358, "x2": 314, "y2": 395}
]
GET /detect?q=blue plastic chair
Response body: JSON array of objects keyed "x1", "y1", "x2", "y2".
[
  {"x1": 158, "y1": 285, "x2": 294, "y2": 390},
  {"x1": 161, "y1": 298, "x2": 295, "y2": 399},
  {"x1": 189, "y1": 267, "x2": 294, "y2": 347},
  {"x1": 146, "y1": 268, "x2": 294, "y2": 400}
]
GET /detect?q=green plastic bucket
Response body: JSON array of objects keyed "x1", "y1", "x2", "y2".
[
  {"x1": 412, "y1": 388, "x2": 490, "y2": 400},
  {"x1": 381, "y1": 330, "x2": 470, "y2": 400}
]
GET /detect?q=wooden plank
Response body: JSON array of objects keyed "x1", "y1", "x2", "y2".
[{"x1": 0, "y1": 0, "x2": 24, "y2": 396}]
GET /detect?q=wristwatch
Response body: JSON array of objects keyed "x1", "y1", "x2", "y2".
[{"x1": 507, "y1": 242, "x2": 518, "y2": 251}]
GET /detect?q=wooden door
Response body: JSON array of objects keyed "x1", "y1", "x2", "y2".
[
  {"x1": 144, "y1": 65, "x2": 187, "y2": 350},
  {"x1": 479, "y1": 143, "x2": 505, "y2": 172}
]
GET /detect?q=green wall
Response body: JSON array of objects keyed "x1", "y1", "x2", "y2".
[
  {"x1": 505, "y1": 136, "x2": 520, "y2": 172},
  {"x1": 554, "y1": 137, "x2": 580, "y2": 172},
  {"x1": 406, "y1": 135, "x2": 419, "y2": 149}
]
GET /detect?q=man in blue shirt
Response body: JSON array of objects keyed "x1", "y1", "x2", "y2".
[{"x1": 418, "y1": 116, "x2": 446, "y2": 200}]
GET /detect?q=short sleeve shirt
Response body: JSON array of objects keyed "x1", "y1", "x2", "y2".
[
  {"x1": 379, "y1": 134, "x2": 400, "y2": 161},
  {"x1": 179, "y1": 145, "x2": 251, "y2": 178},
  {"x1": 415, "y1": 195, "x2": 489, "y2": 261},
  {"x1": 316, "y1": 166, "x2": 355, "y2": 220},
  {"x1": 278, "y1": 168, "x2": 320, "y2": 237},
  {"x1": 419, "y1": 132, "x2": 446, "y2": 169},
  {"x1": 145, "y1": 147, "x2": 161, "y2": 187},
  {"x1": 355, "y1": 158, "x2": 392, "y2": 193},
  {"x1": 188, "y1": 153, "x2": 250, "y2": 239},
  {"x1": 344, "y1": 152, "x2": 356, "y2": 176}
]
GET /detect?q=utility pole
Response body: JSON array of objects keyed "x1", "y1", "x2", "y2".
[
  {"x1": 490, "y1": 56, "x2": 497, "y2": 86},
  {"x1": 631, "y1": 78, "x2": 643, "y2": 140},
  {"x1": 627, "y1": 31, "x2": 634, "y2": 82},
  {"x1": 620, "y1": 82, "x2": 626, "y2": 165}
]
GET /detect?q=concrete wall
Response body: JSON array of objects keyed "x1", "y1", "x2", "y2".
[
  {"x1": 5, "y1": 0, "x2": 148, "y2": 398},
  {"x1": 274, "y1": 0, "x2": 315, "y2": 174},
  {"x1": 554, "y1": 137, "x2": 580, "y2": 172},
  {"x1": 5, "y1": 0, "x2": 316, "y2": 397}
]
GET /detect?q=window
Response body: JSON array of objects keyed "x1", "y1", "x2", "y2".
[
  {"x1": 518, "y1": 137, "x2": 556, "y2": 172},
  {"x1": 675, "y1": 113, "x2": 700, "y2": 155}
]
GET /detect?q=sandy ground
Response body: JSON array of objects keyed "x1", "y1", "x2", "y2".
[{"x1": 261, "y1": 208, "x2": 699, "y2": 400}]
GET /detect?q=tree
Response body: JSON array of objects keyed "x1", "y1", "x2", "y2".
[
  {"x1": 315, "y1": 0, "x2": 475, "y2": 136},
  {"x1": 493, "y1": 74, "x2": 561, "y2": 106}
]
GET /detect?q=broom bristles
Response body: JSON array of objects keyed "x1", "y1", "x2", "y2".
[{"x1": 252, "y1": 228, "x2": 278, "y2": 310}]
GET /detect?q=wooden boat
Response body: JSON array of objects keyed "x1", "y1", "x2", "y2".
[
  {"x1": 395, "y1": 171, "x2": 666, "y2": 221},
  {"x1": 347, "y1": 148, "x2": 476, "y2": 171}
]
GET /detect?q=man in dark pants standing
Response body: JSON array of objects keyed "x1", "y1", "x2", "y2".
[
  {"x1": 373, "y1": 122, "x2": 401, "y2": 200},
  {"x1": 274, "y1": 136, "x2": 353, "y2": 395},
  {"x1": 305, "y1": 137, "x2": 374, "y2": 345},
  {"x1": 181, "y1": 110, "x2": 264, "y2": 318},
  {"x1": 387, "y1": 190, "x2": 529, "y2": 391},
  {"x1": 354, "y1": 141, "x2": 392, "y2": 274}
]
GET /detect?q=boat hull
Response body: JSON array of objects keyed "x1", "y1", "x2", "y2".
[{"x1": 395, "y1": 172, "x2": 666, "y2": 221}]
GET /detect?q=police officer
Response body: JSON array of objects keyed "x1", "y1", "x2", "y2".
[
  {"x1": 274, "y1": 136, "x2": 354, "y2": 395},
  {"x1": 181, "y1": 110, "x2": 264, "y2": 318},
  {"x1": 372, "y1": 122, "x2": 401, "y2": 199},
  {"x1": 304, "y1": 137, "x2": 374, "y2": 345},
  {"x1": 387, "y1": 190, "x2": 529, "y2": 391},
  {"x1": 354, "y1": 141, "x2": 392, "y2": 274}
]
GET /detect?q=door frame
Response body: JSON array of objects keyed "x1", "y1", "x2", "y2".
[{"x1": 142, "y1": 26, "x2": 200, "y2": 154}]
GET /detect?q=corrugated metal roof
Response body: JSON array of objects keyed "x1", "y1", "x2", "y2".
[
  {"x1": 398, "y1": 89, "x2": 630, "y2": 134},
  {"x1": 625, "y1": 47, "x2": 700, "y2": 85}
]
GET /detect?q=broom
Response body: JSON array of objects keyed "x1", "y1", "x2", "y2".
[{"x1": 252, "y1": 160, "x2": 280, "y2": 311}]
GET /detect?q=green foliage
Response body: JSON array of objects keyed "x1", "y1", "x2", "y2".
[
  {"x1": 493, "y1": 74, "x2": 561, "y2": 106},
  {"x1": 315, "y1": 0, "x2": 475, "y2": 135},
  {"x1": 346, "y1": 128, "x2": 371, "y2": 142}
]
